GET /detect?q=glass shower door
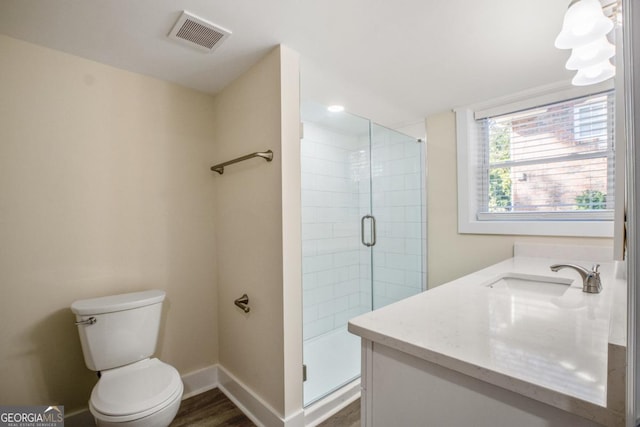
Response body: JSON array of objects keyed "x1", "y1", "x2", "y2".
[
  {"x1": 301, "y1": 102, "x2": 372, "y2": 406},
  {"x1": 301, "y1": 102, "x2": 424, "y2": 406},
  {"x1": 370, "y1": 124, "x2": 425, "y2": 310}
]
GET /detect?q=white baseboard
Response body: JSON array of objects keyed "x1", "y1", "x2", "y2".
[
  {"x1": 217, "y1": 365, "x2": 305, "y2": 427},
  {"x1": 65, "y1": 363, "x2": 312, "y2": 427},
  {"x1": 181, "y1": 364, "x2": 218, "y2": 399}
]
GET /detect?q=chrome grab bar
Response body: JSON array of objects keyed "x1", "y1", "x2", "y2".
[
  {"x1": 234, "y1": 294, "x2": 250, "y2": 313},
  {"x1": 211, "y1": 150, "x2": 273, "y2": 175},
  {"x1": 74, "y1": 317, "x2": 96, "y2": 326},
  {"x1": 361, "y1": 215, "x2": 377, "y2": 247}
]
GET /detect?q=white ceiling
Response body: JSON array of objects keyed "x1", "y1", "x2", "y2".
[{"x1": 0, "y1": 0, "x2": 574, "y2": 129}]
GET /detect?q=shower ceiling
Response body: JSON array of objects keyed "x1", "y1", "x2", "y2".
[{"x1": 0, "y1": 0, "x2": 573, "y2": 127}]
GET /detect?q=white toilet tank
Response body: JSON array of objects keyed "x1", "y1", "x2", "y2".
[{"x1": 71, "y1": 290, "x2": 166, "y2": 372}]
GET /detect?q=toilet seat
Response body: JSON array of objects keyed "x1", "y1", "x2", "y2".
[{"x1": 90, "y1": 358, "x2": 183, "y2": 423}]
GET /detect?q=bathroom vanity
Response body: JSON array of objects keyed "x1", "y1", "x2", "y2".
[{"x1": 348, "y1": 245, "x2": 626, "y2": 426}]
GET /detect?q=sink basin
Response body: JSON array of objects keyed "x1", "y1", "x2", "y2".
[{"x1": 486, "y1": 273, "x2": 573, "y2": 297}]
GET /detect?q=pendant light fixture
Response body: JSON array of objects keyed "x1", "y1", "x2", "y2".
[
  {"x1": 555, "y1": 0, "x2": 616, "y2": 86},
  {"x1": 565, "y1": 38, "x2": 615, "y2": 70},
  {"x1": 572, "y1": 60, "x2": 616, "y2": 85}
]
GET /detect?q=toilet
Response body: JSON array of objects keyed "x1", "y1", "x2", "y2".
[{"x1": 71, "y1": 290, "x2": 183, "y2": 427}]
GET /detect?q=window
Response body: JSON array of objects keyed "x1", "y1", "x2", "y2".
[
  {"x1": 456, "y1": 82, "x2": 616, "y2": 237},
  {"x1": 574, "y1": 100, "x2": 609, "y2": 147}
]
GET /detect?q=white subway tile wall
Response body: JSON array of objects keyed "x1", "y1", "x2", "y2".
[
  {"x1": 302, "y1": 122, "x2": 369, "y2": 340},
  {"x1": 302, "y1": 121, "x2": 424, "y2": 340}
]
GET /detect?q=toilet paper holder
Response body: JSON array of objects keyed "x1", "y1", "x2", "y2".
[{"x1": 234, "y1": 294, "x2": 250, "y2": 313}]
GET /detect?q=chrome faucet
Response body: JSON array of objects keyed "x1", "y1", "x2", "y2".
[{"x1": 549, "y1": 263, "x2": 602, "y2": 294}]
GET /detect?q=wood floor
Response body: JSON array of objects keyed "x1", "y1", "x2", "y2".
[
  {"x1": 316, "y1": 399, "x2": 360, "y2": 427},
  {"x1": 170, "y1": 388, "x2": 360, "y2": 427},
  {"x1": 170, "y1": 388, "x2": 254, "y2": 427}
]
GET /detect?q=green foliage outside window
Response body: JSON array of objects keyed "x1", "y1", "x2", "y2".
[
  {"x1": 575, "y1": 189, "x2": 607, "y2": 210},
  {"x1": 488, "y1": 122, "x2": 512, "y2": 211}
]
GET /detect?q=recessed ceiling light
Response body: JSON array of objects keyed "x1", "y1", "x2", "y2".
[{"x1": 327, "y1": 105, "x2": 345, "y2": 113}]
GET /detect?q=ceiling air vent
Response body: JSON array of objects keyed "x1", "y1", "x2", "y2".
[{"x1": 168, "y1": 11, "x2": 231, "y2": 53}]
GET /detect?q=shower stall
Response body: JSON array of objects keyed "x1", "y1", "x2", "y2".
[{"x1": 301, "y1": 101, "x2": 426, "y2": 406}]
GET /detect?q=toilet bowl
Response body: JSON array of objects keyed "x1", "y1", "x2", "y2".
[
  {"x1": 71, "y1": 290, "x2": 183, "y2": 427},
  {"x1": 89, "y1": 358, "x2": 183, "y2": 427}
]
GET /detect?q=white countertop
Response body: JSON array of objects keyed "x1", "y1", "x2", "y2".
[{"x1": 348, "y1": 254, "x2": 626, "y2": 420}]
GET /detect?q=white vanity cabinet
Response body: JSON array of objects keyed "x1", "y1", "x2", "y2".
[
  {"x1": 349, "y1": 249, "x2": 626, "y2": 427},
  {"x1": 360, "y1": 339, "x2": 601, "y2": 427}
]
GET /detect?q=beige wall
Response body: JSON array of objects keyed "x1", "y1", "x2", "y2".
[
  {"x1": 426, "y1": 110, "x2": 613, "y2": 288},
  {"x1": 0, "y1": 35, "x2": 219, "y2": 412},
  {"x1": 213, "y1": 46, "x2": 302, "y2": 417},
  {"x1": 279, "y1": 47, "x2": 303, "y2": 417}
]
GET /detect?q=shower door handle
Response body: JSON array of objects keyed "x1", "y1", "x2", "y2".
[{"x1": 361, "y1": 215, "x2": 377, "y2": 247}]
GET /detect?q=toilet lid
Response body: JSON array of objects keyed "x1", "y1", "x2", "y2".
[{"x1": 91, "y1": 358, "x2": 182, "y2": 417}]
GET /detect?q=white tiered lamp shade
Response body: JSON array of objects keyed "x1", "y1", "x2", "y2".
[
  {"x1": 555, "y1": 0, "x2": 614, "y2": 49},
  {"x1": 571, "y1": 59, "x2": 616, "y2": 86},
  {"x1": 565, "y1": 37, "x2": 615, "y2": 70}
]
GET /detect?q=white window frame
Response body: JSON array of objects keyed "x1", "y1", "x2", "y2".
[{"x1": 455, "y1": 80, "x2": 615, "y2": 237}]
